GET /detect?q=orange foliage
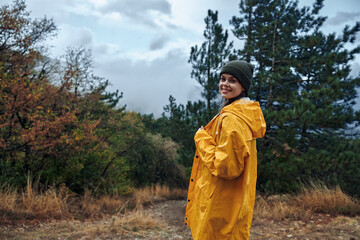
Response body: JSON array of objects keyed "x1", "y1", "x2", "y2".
[{"x1": 0, "y1": 1, "x2": 100, "y2": 165}]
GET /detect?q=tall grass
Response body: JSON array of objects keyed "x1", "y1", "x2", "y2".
[
  {"x1": 21, "y1": 185, "x2": 71, "y2": 219},
  {"x1": 254, "y1": 194, "x2": 312, "y2": 221},
  {"x1": 0, "y1": 187, "x2": 17, "y2": 212},
  {"x1": 134, "y1": 185, "x2": 187, "y2": 208},
  {"x1": 254, "y1": 183, "x2": 360, "y2": 222},
  {"x1": 1, "y1": 180, "x2": 358, "y2": 226},
  {"x1": 298, "y1": 183, "x2": 360, "y2": 216},
  {"x1": 80, "y1": 189, "x2": 128, "y2": 218},
  {"x1": 109, "y1": 210, "x2": 167, "y2": 234},
  {"x1": 0, "y1": 182, "x2": 186, "y2": 222},
  {"x1": 0, "y1": 178, "x2": 72, "y2": 220}
]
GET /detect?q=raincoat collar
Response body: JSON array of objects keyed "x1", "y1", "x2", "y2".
[{"x1": 209, "y1": 98, "x2": 266, "y2": 140}]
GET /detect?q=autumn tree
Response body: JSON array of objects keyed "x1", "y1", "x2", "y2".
[
  {"x1": 0, "y1": 1, "x2": 115, "y2": 192},
  {"x1": 0, "y1": 0, "x2": 102, "y2": 188},
  {"x1": 60, "y1": 47, "x2": 108, "y2": 97},
  {"x1": 0, "y1": 0, "x2": 188, "y2": 193}
]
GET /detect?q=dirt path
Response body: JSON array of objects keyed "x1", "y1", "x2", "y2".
[
  {"x1": 145, "y1": 200, "x2": 192, "y2": 239},
  {"x1": 150, "y1": 200, "x2": 360, "y2": 240},
  {"x1": 1, "y1": 200, "x2": 359, "y2": 239},
  {"x1": 251, "y1": 213, "x2": 359, "y2": 240}
]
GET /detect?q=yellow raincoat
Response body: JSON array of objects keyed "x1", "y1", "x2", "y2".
[{"x1": 185, "y1": 98, "x2": 266, "y2": 240}]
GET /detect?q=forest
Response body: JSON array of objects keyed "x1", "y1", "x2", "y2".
[{"x1": 1, "y1": 0, "x2": 359, "y2": 201}]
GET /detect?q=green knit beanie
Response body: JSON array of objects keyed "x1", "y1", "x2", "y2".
[{"x1": 220, "y1": 60, "x2": 254, "y2": 93}]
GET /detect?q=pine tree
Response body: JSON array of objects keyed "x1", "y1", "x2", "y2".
[
  {"x1": 231, "y1": 0, "x2": 360, "y2": 196},
  {"x1": 157, "y1": 96, "x2": 196, "y2": 167},
  {"x1": 189, "y1": 9, "x2": 233, "y2": 121}
]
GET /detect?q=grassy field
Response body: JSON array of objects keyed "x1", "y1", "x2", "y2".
[{"x1": 0, "y1": 182, "x2": 359, "y2": 239}]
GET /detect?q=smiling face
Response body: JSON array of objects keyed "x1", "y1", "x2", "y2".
[{"x1": 219, "y1": 73, "x2": 245, "y2": 99}]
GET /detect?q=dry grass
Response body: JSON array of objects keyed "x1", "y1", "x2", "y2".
[
  {"x1": 109, "y1": 210, "x2": 167, "y2": 233},
  {"x1": 3, "y1": 179, "x2": 357, "y2": 227},
  {"x1": 80, "y1": 190, "x2": 129, "y2": 218},
  {"x1": 21, "y1": 185, "x2": 71, "y2": 219},
  {"x1": 79, "y1": 189, "x2": 102, "y2": 219},
  {"x1": 98, "y1": 194, "x2": 128, "y2": 214},
  {"x1": 134, "y1": 187, "x2": 154, "y2": 208},
  {"x1": 254, "y1": 183, "x2": 360, "y2": 222},
  {"x1": 0, "y1": 182, "x2": 186, "y2": 223},
  {"x1": 0, "y1": 179, "x2": 72, "y2": 220},
  {"x1": 297, "y1": 183, "x2": 360, "y2": 216},
  {"x1": 0, "y1": 187, "x2": 18, "y2": 217},
  {"x1": 134, "y1": 185, "x2": 187, "y2": 208},
  {"x1": 254, "y1": 194, "x2": 312, "y2": 221},
  {"x1": 1, "y1": 182, "x2": 359, "y2": 239}
]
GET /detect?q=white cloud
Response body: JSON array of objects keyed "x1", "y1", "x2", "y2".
[
  {"x1": 101, "y1": 0, "x2": 171, "y2": 15},
  {"x1": 351, "y1": 62, "x2": 360, "y2": 77},
  {"x1": 327, "y1": 11, "x2": 360, "y2": 26},
  {"x1": 62, "y1": 0, "x2": 96, "y2": 17},
  {"x1": 93, "y1": 42, "x2": 124, "y2": 59},
  {"x1": 88, "y1": 0, "x2": 107, "y2": 8},
  {"x1": 97, "y1": 11, "x2": 123, "y2": 23},
  {"x1": 94, "y1": 48, "x2": 201, "y2": 116},
  {"x1": 149, "y1": 34, "x2": 170, "y2": 51},
  {"x1": 69, "y1": 0, "x2": 174, "y2": 29},
  {"x1": 167, "y1": 0, "x2": 239, "y2": 35},
  {"x1": 48, "y1": 24, "x2": 94, "y2": 57}
]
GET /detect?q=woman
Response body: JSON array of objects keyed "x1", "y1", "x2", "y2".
[{"x1": 184, "y1": 60, "x2": 266, "y2": 240}]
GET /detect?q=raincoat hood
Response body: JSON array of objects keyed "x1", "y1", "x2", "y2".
[{"x1": 220, "y1": 98, "x2": 266, "y2": 139}]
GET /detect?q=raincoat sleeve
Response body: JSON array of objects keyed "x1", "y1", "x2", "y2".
[{"x1": 194, "y1": 115, "x2": 250, "y2": 180}]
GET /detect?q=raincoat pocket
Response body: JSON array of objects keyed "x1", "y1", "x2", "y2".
[{"x1": 196, "y1": 170, "x2": 217, "y2": 198}]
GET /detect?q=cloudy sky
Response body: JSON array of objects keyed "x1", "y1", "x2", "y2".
[{"x1": 1, "y1": 0, "x2": 360, "y2": 116}]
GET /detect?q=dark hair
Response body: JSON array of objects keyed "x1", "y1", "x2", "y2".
[{"x1": 223, "y1": 91, "x2": 247, "y2": 107}]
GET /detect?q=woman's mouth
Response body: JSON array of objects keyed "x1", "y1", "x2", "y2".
[{"x1": 221, "y1": 89, "x2": 230, "y2": 93}]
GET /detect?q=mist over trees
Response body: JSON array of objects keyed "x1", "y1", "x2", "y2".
[{"x1": 1, "y1": 0, "x2": 359, "y2": 197}]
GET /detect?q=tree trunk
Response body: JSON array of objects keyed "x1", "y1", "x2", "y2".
[
  {"x1": 246, "y1": 1, "x2": 253, "y2": 63},
  {"x1": 266, "y1": 19, "x2": 278, "y2": 109},
  {"x1": 207, "y1": 39, "x2": 212, "y2": 120}
]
